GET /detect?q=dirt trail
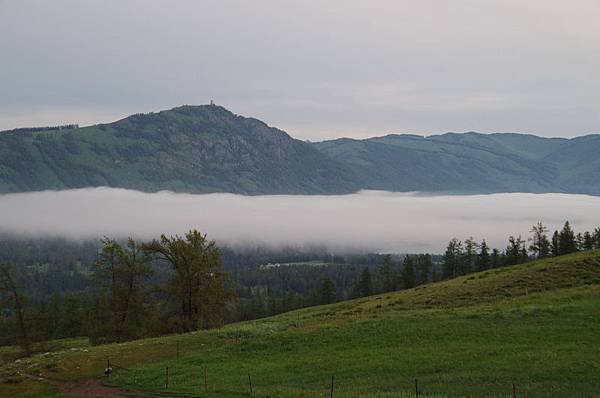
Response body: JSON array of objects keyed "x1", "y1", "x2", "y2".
[{"x1": 22, "y1": 373, "x2": 127, "y2": 397}]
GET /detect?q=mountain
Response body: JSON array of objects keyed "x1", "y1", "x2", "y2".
[
  {"x1": 0, "y1": 105, "x2": 599, "y2": 195},
  {"x1": 0, "y1": 105, "x2": 358, "y2": 194},
  {"x1": 315, "y1": 132, "x2": 600, "y2": 195}
]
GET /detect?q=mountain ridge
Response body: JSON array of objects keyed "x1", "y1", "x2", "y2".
[{"x1": 1, "y1": 104, "x2": 599, "y2": 195}]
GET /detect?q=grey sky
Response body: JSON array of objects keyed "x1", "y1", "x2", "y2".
[{"x1": 1, "y1": 0, "x2": 599, "y2": 140}]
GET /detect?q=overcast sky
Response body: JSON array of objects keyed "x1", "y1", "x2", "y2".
[{"x1": 1, "y1": 0, "x2": 599, "y2": 140}]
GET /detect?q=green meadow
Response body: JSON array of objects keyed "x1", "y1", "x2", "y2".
[{"x1": 2, "y1": 250, "x2": 600, "y2": 397}]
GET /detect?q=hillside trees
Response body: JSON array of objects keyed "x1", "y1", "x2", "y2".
[
  {"x1": 91, "y1": 238, "x2": 152, "y2": 342},
  {"x1": 0, "y1": 262, "x2": 30, "y2": 356},
  {"x1": 558, "y1": 221, "x2": 578, "y2": 255},
  {"x1": 401, "y1": 255, "x2": 416, "y2": 289},
  {"x1": 144, "y1": 230, "x2": 233, "y2": 331},
  {"x1": 378, "y1": 254, "x2": 396, "y2": 292},
  {"x1": 354, "y1": 267, "x2": 373, "y2": 297},
  {"x1": 529, "y1": 222, "x2": 551, "y2": 258}
]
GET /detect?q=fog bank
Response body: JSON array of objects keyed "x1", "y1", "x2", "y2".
[{"x1": 0, "y1": 188, "x2": 599, "y2": 253}]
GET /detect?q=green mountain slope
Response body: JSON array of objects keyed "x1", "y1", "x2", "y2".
[
  {"x1": 1, "y1": 105, "x2": 599, "y2": 195},
  {"x1": 0, "y1": 105, "x2": 358, "y2": 194},
  {"x1": 2, "y1": 250, "x2": 600, "y2": 397}
]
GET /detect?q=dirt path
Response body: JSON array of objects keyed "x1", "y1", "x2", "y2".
[{"x1": 22, "y1": 373, "x2": 128, "y2": 397}]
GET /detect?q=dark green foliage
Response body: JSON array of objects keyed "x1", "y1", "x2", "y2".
[
  {"x1": 505, "y1": 236, "x2": 528, "y2": 265},
  {"x1": 529, "y1": 222, "x2": 551, "y2": 258},
  {"x1": 377, "y1": 254, "x2": 396, "y2": 293},
  {"x1": 477, "y1": 240, "x2": 490, "y2": 270},
  {"x1": 317, "y1": 278, "x2": 336, "y2": 304},
  {"x1": 551, "y1": 230, "x2": 560, "y2": 256},
  {"x1": 89, "y1": 238, "x2": 152, "y2": 343},
  {"x1": 144, "y1": 230, "x2": 234, "y2": 331},
  {"x1": 558, "y1": 221, "x2": 578, "y2": 255},
  {"x1": 355, "y1": 268, "x2": 373, "y2": 297},
  {"x1": 442, "y1": 238, "x2": 463, "y2": 279},
  {"x1": 401, "y1": 255, "x2": 416, "y2": 289}
]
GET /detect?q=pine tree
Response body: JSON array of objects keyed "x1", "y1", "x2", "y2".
[
  {"x1": 558, "y1": 221, "x2": 578, "y2": 255},
  {"x1": 318, "y1": 278, "x2": 336, "y2": 304},
  {"x1": 551, "y1": 231, "x2": 560, "y2": 256},
  {"x1": 401, "y1": 255, "x2": 416, "y2": 289},
  {"x1": 529, "y1": 222, "x2": 551, "y2": 258},
  {"x1": 354, "y1": 268, "x2": 373, "y2": 297},
  {"x1": 505, "y1": 236, "x2": 527, "y2": 265},
  {"x1": 462, "y1": 237, "x2": 478, "y2": 275},
  {"x1": 583, "y1": 231, "x2": 595, "y2": 251},
  {"x1": 491, "y1": 248, "x2": 501, "y2": 268},
  {"x1": 477, "y1": 240, "x2": 490, "y2": 271},
  {"x1": 442, "y1": 239, "x2": 463, "y2": 279},
  {"x1": 594, "y1": 228, "x2": 600, "y2": 249},
  {"x1": 377, "y1": 254, "x2": 396, "y2": 293},
  {"x1": 416, "y1": 254, "x2": 432, "y2": 285}
]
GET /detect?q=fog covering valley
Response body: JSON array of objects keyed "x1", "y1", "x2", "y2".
[{"x1": 0, "y1": 187, "x2": 599, "y2": 253}]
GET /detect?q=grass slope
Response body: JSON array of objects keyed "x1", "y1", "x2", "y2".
[{"x1": 2, "y1": 250, "x2": 600, "y2": 397}]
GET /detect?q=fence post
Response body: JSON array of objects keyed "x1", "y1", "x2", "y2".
[
  {"x1": 415, "y1": 378, "x2": 419, "y2": 397},
  {"x1": 248, "y1": 373, "x2": 253, "y2": 394},
  {"x1": 165, "y1": 367, "x2": 169, "y2": 389},
  {"x1": 512, "y1": 383, "x2": 517, "y2": 398},
  {"x1": 330, "y1": 375, "x2": 334, "y2": 398},
  {"x1": 106, "y1": 359, "x2": 110, "y2": 379}
]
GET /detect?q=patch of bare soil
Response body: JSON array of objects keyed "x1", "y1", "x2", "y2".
[{"x1": 58, "y1": 378, "x2": 126, "y2": 396}]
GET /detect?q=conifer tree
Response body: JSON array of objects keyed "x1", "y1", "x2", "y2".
[
  {"x1": 377, "y1": 254, "x2": 396, "y2": 293},
  {"x1": 401, "y1": 255, "x2": 416, "y2": 289},
  {"x1": 354, "y1": 267, "x2": 373, "y2": 297},
  {"x1": 551, "y1": 231, "x2": 560, "y2": 256},
  {"x1": 477, "y1": 240, "x2": 490, "y2": 271},
  {"x1": 529, "y1": 222, "x2": 551, "y2": 258},
  {"x1": 558, "y1": 221, "x2": 578, "y2": 255}
]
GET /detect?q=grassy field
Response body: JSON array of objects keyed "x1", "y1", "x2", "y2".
[{"x1": 1, "y1": 250, "x2": 600, "y2": 397}]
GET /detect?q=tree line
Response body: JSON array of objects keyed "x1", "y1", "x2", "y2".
[
  {"x1": 1, "y1": 221, "x2": 599, "y2": 358},
  {"x1": 0, "y1": 230, "x2": 233, "y2": 355},
  {"x1": 442, "y1": 221, "x2": 600, "y2": 279}
]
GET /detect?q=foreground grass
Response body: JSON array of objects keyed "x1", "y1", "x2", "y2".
[{"x1": 2, "y1": 250, "x2": 600, "y2": 397}]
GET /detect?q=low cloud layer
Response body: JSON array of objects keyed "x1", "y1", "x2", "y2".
[{"x1": 0, "y1": 188, "x2": 599, "y2": 253}]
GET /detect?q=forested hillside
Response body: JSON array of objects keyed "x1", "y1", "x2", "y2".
[
  {"x1": 0, "y1": 105, "x2": 357, "y2": 194},
  {"x1": 1, "y1": 105, "x2": 599, "y2": 195}
]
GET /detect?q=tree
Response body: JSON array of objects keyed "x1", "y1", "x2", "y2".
[
  {"x1": 144, "y1": 230, "x2": 234, "y2": 331},
  {"x1": 91, "y1": 238, "x2": 152, "y2": 342},
  {"x1": 558, "y1": 221, "x2": 578, "y2": 255},
  {"x1": 491, "y1": 248, "x2": 501, "y2": 268},
  {"x1": 354, "y1": 268, "x2": 373, "y2": 297},
  {"x1": 416, "y1": 254, "x2": 432, "y2": 285},
  {"x1": 594, "y1": 228, "x2": 600, "y2": 249},
  {"x1": 477, "y1": 240, "x2": 490, "y2": 271},
  {"x1": 551, "y1": 230, "x2": 560, "y2": 256},
  {"x1": 0, "y1": 262, "x2": 30, "y2": 356},
  {"x1": 505, "y1": 236, "x2": 527, "y2": 265},
  {"x1": 401, "y1": 255, "x2": 416, "y2": 289},
  {"x1": 582, "y1": 231, "x2": 595, "y2": 251},
  {"x1": 529, "y1": 222, "x2": 550, "y2": 258},
  {"x1": 442, "y1": 239, "x2": 463, "y2": 279},
  {"x1": 377, "y1": 254, "x2": 396, "y2": 293},
  {"x1": 462, "y1": 237, "x2": 478, "y2": 275},
  {"x1": 318, "y1": 278, "x2": 336, "y2": 304}
]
